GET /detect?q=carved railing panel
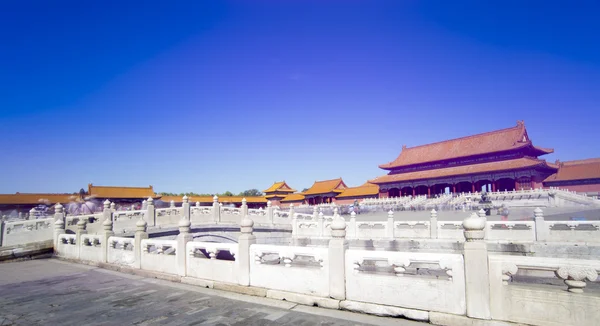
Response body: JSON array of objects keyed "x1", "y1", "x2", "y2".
[
  {"x1": 250, "y1": 244, "x2": 329, "y2": 297},
  {"x1": 346, "y1": 250, "x2": 465, "y2": 315},
  {"x1": 489, "y1": 254, "x2": 600, "y2": 326}
]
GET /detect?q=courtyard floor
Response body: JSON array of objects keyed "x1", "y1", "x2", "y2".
[{"x1": 0, "y1": 259, "x2": 423, "y2": 326}]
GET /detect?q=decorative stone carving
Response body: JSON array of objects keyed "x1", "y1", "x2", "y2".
[
  {"x1": 463, "y1": 212, "x2": 486, "y2": 241},
  {"x1": 330, "y1": 215, "x2": 346, "y2": 239},
  {"x1": 555, "y1": 266, "x2": 598, "y2": 293},
  {"x1": 501, "y1": 263, "x2": 518, "y2": 285},
  {"x1": 241, "y1": 215, "x2": 254, "y2": 234}
]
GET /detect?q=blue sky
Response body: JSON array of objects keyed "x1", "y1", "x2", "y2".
[{"x1": 1, "y1": 1, "x2": 599, "y2": 194}]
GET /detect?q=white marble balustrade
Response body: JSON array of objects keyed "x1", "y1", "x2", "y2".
[
  {"x1": 489, "y1": 254, "x2": 600, "y2": 326},
  {"x1": 2, "y1": 218, "x2": 54, "y2": 246},
  {"x1": 346, "y1": 250, "x2": 466, "y2": 315},
  {"x1": 80, "y1": 234, "x2": 103, "y2": 262},
  {"x1": 250, "y1": 244, "x2": 330, "y2": 297},
  {"x1": 56, "y1": 234, "x2": 78, "y2": 259},
  {"x1": 187, "y1": 242, "x2": 238, "y2": 284},
  {"x1": 140, "y1": 239, "x2": 177, "y2": 274},
  {"x1": 107, "y1": 236, "x2": 136, "y2": 267}
]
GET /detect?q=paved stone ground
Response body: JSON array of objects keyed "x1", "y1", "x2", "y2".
[{"x1": 0, "y1": 259, "x2": 423, "y2": 326}]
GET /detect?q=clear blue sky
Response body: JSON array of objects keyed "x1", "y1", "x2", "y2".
[{"x1": 1, "y1": 1, "x2": 599, "y2": 194}]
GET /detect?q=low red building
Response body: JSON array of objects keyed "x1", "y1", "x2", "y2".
[
  {"x1": 543, "y1": 158, "x2": 600, "y2": 194},
  {"x1": 301, "y1": 178, "x2": 348, "y2": 205},
  {"x1": 334, "y1": 182, "x2": 379, "y2": 205},
  {"x1": 370, "y1": 121, "x2": 558, "y2": 197}
]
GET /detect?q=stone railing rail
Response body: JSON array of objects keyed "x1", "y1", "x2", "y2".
[
  {"x1": 53, "y1": 211, "x2": 599, "y2": 326},
  {"x1": 65, "y1": 213, "x2": 103, "y2": 226},
  {"x1": 293, "y1": 208, "x2": 600, "y2": 243},
  {"x1": 1, "y1": 217, "x2": 54, "y2": 247}
]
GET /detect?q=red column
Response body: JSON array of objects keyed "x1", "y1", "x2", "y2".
[
  {"x1": 428, "y1": 187, "x2": 431, "y2": 196},
  {"x1": 492, "y1": 181, "x2": 496, "y2": 192},
  {"x1": 412, "y1": 188, "x2": 416, "y2": 196},
  {"x1": 531, "y1": 179, "x2": 535, "y2": 190},
  {"x1": 471, "y1": 183, "x2": 475, "y2": 192},
  {"x1": 452, "y1": 185, "x2": 456, "y2": 194}
]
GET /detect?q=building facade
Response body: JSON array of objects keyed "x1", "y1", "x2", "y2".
[
  {"x1": 370, "y1": 121, "x2": 559, "y2": 197},
  {"x1": 543, "y1": 158, "x2": 600, "y2": 194}
]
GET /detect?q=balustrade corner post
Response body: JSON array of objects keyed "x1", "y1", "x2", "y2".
[
  {"x1": 53, "y1": 203, "x2": 65, "y2": 245},
  {"x1": 146, "y1": 197, "x2": 156, "y2": 226},
  {"x1": 348, "y1": 211, "x2": 357, "y2": 239},
  {"x1": 266, "y1": 200, "x2": 274, "y2": 224},
  {"x1": 75, "y1": 217, "x2": 87, "y2": 259},
  {"x1": 386, "y1": 210, "x2": 395, "y2": 239},
  {"x1": 462, "y1": 212, "x2": 491, "y2": 319},
  {"x1": 212, "y1": 196, "x2": 220, "y2": 223},
  {"x1": 238, "y1": 215, "x2": 256, "y2": 286},
  {"x1": 53, "y1": 214, "x2": 65, "y2": 250},
  {"x1": 101, "y1": 213, "x2": 115, "y2": 263},
  {"x1": 182, "y1": 195, "x2": 190, "y2": 221},
  {"x1": 289, "y1": 204, "x2": 297, "y2": 236},
  {"x1": 102, "y1": 200, "x2": 112, "y2": 224},
  {"x1": 176, "y1": 217, "x2": 192, "y2": 276},
  {"x1": 133, "y1": 217, "x2": 148, "y2": 269},
  {"x1": 430, "y1": 209, "x2": 438, "y2": 239},
  {"x1": 317, "y1": 210, "x2": 324, "y2": 238},
  {"x1": 0, "y1": 219, "x2": 4, "y2": 247},
  {"x1": 241, "y1": 198, "x2": 248, "y2": 217},
  {"x1": 329, "y1": 215, "x2": 348, "y2": 300},
  {"x1": 533, "y1": 207, "x2": 547, "y2": 242}
]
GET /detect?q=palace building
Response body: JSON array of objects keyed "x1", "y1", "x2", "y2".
[
  {"x1": 369, "y1": 121, "x2": 559, "y2": 197},
  {"x1": 543, "y1": 158, "x2": 600, "y2": 194},
  {"x1": 263, "y1": 181, "x2": 297, "y2": 206}
]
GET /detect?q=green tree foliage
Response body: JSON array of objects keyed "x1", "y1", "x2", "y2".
[
  {"x1": 238, "y1": 189, "x2": 263, "y2": 197},
  {"x1": 220, "y1": 191, "x2": 234, "y2": 197}
]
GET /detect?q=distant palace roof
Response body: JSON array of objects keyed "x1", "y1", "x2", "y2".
[
  {"x1": 371, "y1": 157, "x2": 557, "y2": 185},
  {"x1": 302, "y1": 178, "x2": 347, "y2": 196},
  {"x1": 0, "y1": 193, "x2": 80, "y2": 205},
  {"x1": 379, "y1": 121, "x2": 553, "y2": 170},
  {"x1": 263, "y1": 181, "x2": 296, "y2": 194},
  {"x1": 88, "y1": 184, "x2": 159, "y2": 199},
  {"x1": 336, "y1": 183, "x2": 379, "y2": 198},
  {"x1": 544, "y1": 158, "x2": 600, "y2": 183}
]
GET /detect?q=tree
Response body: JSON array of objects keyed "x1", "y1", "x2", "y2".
[
  {"x1": 238, "y1": 189, "x2": 263, "y2": 197},
  {"x1": 220, "y1": 191, "x2": 234, "y2": 197}
]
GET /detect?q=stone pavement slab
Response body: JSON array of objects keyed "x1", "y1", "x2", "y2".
[{"x1": 0, "y1": 259, "x2": 424, "y2": 326}]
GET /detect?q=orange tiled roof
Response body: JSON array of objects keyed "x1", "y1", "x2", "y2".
[
  {"x1": 263, "y1": 181, "x2": 297, "y2": 193},
  {"x1": 302, "y1": 178, "x2": 347, "y2": 196},
  {"x1": 88, "y1": 184, "x2": 158, "y2": 199},
  {"x1": 370, "y1": 158, "x2": 556, "y2": 184},
  {"x1": 379, "y1": 121, "x2": 553, "y2": 170},
  {"x1": 265, "y1": 194, "x2": 288, "y2": 199},
  {"x1": 280, "y1": 194, "x2": 306, "y2": 202},
  {"x1": 544, "y1": 158, "x2": 600, "y2": 183},
  {"x1": 336, "y1": 183, "x2": 379, "y2": 198},
  {"x1": 0, "y1": 193, "x2": 80, "y2": 205}
]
